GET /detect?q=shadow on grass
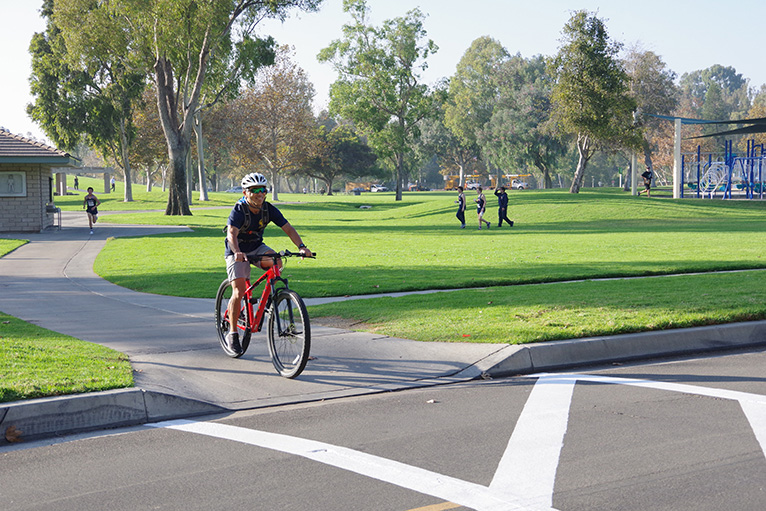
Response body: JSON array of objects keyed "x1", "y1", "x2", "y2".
[{"x1": 99, "y1": 256, "x2": 766, "y2": 300}]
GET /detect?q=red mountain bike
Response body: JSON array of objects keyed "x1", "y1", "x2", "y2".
[{"x1": 215, "y1": 250, "x2": 315, "y2": 378}]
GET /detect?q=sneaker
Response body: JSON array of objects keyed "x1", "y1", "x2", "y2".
[
  {"x1": 487, "y1": 222, "x2": 490, "y2": 229},
  {"x1": 225, "y1": 331, "x2": 242, "y2": 354},
  {"x1": 510, "y1": 221, "x2": 514, "y2": 227},
  {"x1": 461, "y1": 224, "x2": 466, "y2": 229}
]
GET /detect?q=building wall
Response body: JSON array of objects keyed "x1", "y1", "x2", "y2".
[{"x1": 0, "y1": 164, "x2": 55, "y2": 232}]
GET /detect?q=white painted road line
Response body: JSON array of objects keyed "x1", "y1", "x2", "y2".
[
  {"x1": 149, "y1": 419, "x2": 557, "y2": 511},
  {"x1": 490, "y1": 376, "x2": 575, "y2": 508},
  {"x1": 149, "y1": 374, "x2": 766, "y2": 511}
]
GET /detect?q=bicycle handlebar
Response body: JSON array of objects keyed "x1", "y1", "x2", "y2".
[
  {"x1": 280, "y1": 249, "x2": 316, "y2": 258},
  {"x1": 246, "y1": 250, "x2": 316, "y2": 262}
]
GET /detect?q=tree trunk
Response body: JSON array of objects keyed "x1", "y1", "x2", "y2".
[
  {"x1": 534, "y1": 153, "x2": 553, "y2": 189},
  {"x1": 165, "y1": 143, "x2": 193, "y2": 215},
  {"x1": 569, "y1": 133, "x2": 592, "y2": 194},
  {"x1": 118, "y1": 118, "x2": 134, "y2": 202},
  {"x1": 269, "y1": 169, "x2": 279, "y2": 202},
  {"x1": 395, "y1": 151, "x2": 404, "y2": 201},
  {"x1": 323, "y1": 177, "x2": 333, "y2": 195},
  {"x1": 155, "y1": 57, "x2": 192, "y2": 215},
  {"x1": 194, "y1": 111, "x2": 209, "y2": 201},
  {"x1": 642, "y1": 139, "x2": 653, "y2": 174}
]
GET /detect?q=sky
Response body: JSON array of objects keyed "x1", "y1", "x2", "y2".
[{"x1": 3, "y1": 0, "x2": 766, "y2": 145}]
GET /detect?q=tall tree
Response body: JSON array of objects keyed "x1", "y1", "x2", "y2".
[
  {"x1": 623, "y1": 46, "x2": 679, "y2": 183},
  {"x1": 28, "y1": 0, "x2": 145, "y2": 202},
  {"x1": 444, "y1": 36, "x2": 508, "y2": 183},
  {"x1": 482, "y1": 54, "x2": 565, "y2": 189},
  {"x1": 303, "y1": 118, "x2": 379, "y2": 195},
  {"x1": 417, "y1": 108, "x2": 478, "y2": 187},
  {"x1": 318, "y1": 0, "x2": 438, "y2": 201},
  {"x1": 679, "y1": 65, "x2": 750, "y2": 122},
  {"x1": 744, "y1": 85, "x2": 766, "y2": 149},
  {"x1": 228, "y1": 46, "x2": 315, "y2": 201},
  {"x1": 50, "y1": 0, "x2": 321, "y2": 215},
  {"x1": 131, "y1": 87, "x2": 169, "y2": 191},
  {"x1": 548, "y1": 10, "x2": 640, "y2": 193}
]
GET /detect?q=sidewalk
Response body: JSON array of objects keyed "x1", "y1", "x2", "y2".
[{"x1": 2, "y1": 211, "x2": 766, "y2": 443}]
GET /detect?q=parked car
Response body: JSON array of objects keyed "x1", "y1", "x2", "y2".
[
  {"x1": 465, "y1": 181, "x2": 481, "y2": 190},
  {"x1": 511, "y1": 179, "x2": 528, "y2": 190},
  {"x1": 225, "y1": 186, "x2": 243, "y2": 193},
  {"x1": 408, "y1": 184, "x2": 430, "y2": 191},
  {"x1": 370, "y1": 184, "x2": 388, "y2": 192}
]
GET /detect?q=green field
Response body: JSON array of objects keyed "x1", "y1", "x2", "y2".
[
  {"x1": 0, "y1": 312, "x2": 133, "y2": 403},
  {"x1": 84, "y1": 185, "x2": 766, "y2": 343},
  {"x1": 4, "y1": 181, "x2": 766, "y2": 400}
]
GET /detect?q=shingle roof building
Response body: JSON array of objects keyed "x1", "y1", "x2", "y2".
[
  {"x1": 0, "y1": 128, "x2": 76, "y2": 232},
  {"x1": 0, "y1": 128, "x2": 72, "y2": 163}
]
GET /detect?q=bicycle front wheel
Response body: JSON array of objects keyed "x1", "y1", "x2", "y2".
[
  {"x1": 267, "y1": 289, "x2": 311, "y2": 378},
  {"x1": 215, "y1": 279, "x2": 250, "y2": 358}
]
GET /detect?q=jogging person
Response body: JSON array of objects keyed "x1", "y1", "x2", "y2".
[
  {"x1": 494, "y1": 186, "x2": 514, "y2": 227},
  {"x1": 455, "y1": 186, "x2": 466, "y2": 228},
  {"x1": 475, "y1": 187, "x2": 491, "y2": 230},
  {"x1": 224, "y1": 172, "x2": 311, "y2": 355},
  {"x1": 638, "y1": 166, "x2": 653, "y2": 197},
  {"x1": 83, "y1": 187, "x2": 100, "y2": 234}
]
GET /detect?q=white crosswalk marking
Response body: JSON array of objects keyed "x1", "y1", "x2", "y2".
[
  {"x1": 151, "y1": 373, "x2": 766, "y2": 511},
  {"x1": 489, "y1": 376, "x2": 575, "y2": 508},
  {"x1": 149, "y1": 419, "x2": 555, "y2": 511}
]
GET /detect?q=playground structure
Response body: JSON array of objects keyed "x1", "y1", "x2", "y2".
[{"x1": 682, "y1": 139, "x2": 765, "y2": 199}]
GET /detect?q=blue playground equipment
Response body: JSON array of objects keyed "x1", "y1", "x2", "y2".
[{"x1": 682, "y1": 139, "x2": 765, "y2": 199}]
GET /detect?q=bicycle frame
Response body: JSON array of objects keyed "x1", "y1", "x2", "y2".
[{"x1": 241, "y1": 257, "x2": 290, "y2": 336}]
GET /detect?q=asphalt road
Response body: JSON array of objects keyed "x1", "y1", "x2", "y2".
[{"x1": 3, "y1": 347, "x2": 765, "y2": 511}]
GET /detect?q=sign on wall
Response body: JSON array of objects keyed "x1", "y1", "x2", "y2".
[{"x1": 0, "y1": 172, "x2": 27, "y2": 197}]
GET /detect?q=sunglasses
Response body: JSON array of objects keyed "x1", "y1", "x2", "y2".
[{"x1": 247, "y1": 186, "x2": 267, "y2": 194}]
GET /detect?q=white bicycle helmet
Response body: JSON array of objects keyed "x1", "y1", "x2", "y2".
[{"x1": 241, "y1": 172, "x2": 268, "y2": 189}]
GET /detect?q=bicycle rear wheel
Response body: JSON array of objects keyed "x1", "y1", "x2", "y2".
[
  {"x1": 267, "y1": 289, "x2": 311, "y2": 378},
  {"x1": 215, "y1": 279, "x2": 251, "y2": 358}
]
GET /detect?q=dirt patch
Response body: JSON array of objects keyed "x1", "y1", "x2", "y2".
[{"x1": 312, "y1": 315, "x2": 375, "y2": 330}]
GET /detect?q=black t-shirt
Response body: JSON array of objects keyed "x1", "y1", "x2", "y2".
[{"x1": 224, "y1": 199, "x2": 287, "y2": 257}]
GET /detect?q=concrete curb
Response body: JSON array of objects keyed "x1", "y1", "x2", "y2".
[
  {"x1": 0, "y1": 389, "x2": 226, "y2": 444},
  {"x1": 3, "y1": 321, "x2": 766, "y2": 445},
  {"x1": 468, "y1": 319, "x2": 766, "y2": 378}
]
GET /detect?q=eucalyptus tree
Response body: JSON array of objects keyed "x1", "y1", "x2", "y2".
[
  {"x1": 481, "y1": 54, "x2": 566, "y2": 189},
  {"x1": 416, "y1": 109, "x2": 478, "y2": 186},
  {"x1": 28, "y1": 0, "x2": 145, "y2": 202},
  {"x1": 303, "y1": 118, "x2": 379, "y2": 195},
  {"x1": 130, "y1": 87, "x2": 168, "y2": 191},
  {"x1": 680, "y1": 65, "x2": 750, "y2": 122},
  {"x1": 444, "y1": 36, "x2": 508, "y2": 185},
  {"x1": 318, "y1": 0, "x2": 438, "y2": 201},
  {"x1": 548, "y1": 10, "x2": 640, "y2": 193},
  {"x1": 48, "y1": 0, "x2": 321, "y2": 215},
  {"x1": 623, "y1": 47, "x2": 679, "y2": 185},
  {"x1": 227, "y1": 46, "x2": 316, "y2": 201}
]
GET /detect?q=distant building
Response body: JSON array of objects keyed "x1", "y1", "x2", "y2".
[{"x1": 0, "y1": 128, "x2": 77, "y2": 232}]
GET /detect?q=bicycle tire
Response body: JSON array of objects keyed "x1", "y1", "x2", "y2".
[
  {"x1": 267, "y1": 289, "x2": 311, "y2": 378},
  {"x1": 214, "y1": 279, "x2": 251, "y2": 358}
]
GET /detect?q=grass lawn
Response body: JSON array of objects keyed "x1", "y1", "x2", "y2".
[
  {"x1": 4, "y1": 181, "x2": 766, "y2": 401},
  {"x1": 0, "y1": 239, "x2": 27, "y2": 258},
  {"x1": 85, "y1": 186, "x2": 766, "y2": 344},
  {"x1": 0, "y1": 312, "x2": 133, "y2": 403}
]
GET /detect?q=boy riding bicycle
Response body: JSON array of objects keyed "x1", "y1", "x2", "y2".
[{"x1": 224, "y1": 172, "x2": 311, "y2": 355}]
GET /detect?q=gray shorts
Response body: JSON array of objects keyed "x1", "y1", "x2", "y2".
[{"x1": 226, "y1": 244, "x2": 274, "y2": 282}]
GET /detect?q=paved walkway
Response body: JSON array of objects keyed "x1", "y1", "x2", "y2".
[{"x1": 2, "y1": 210, "x2": 766, "y2": 442}]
